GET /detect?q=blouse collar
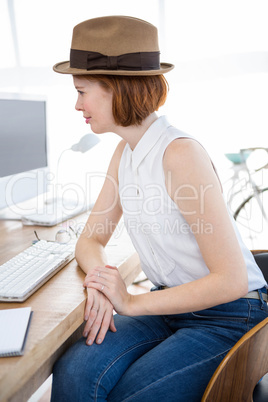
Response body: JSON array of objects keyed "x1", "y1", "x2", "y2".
[{"x1": 125, "y1": 116, "x2": 171, "y2": 171}]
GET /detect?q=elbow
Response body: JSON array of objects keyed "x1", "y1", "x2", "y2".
[
  {"x1": 233, "y1": 269, "x2": 249, "y2": 299},
  {"x1": 221, "y1": 265, "x2": 248, "y2": 301},
  {"x1": 240, "y1": 262, "x2": 249, "y2": 296},
  {"x1": 74, "y1": 238, "x2": 82, "y2": 265},
  {"x1": 240, "y1": 276, "x2": 249, "y2": 298},
  {"x1": 237, "y1": 280, "x2": 249, "y2": 299},
  {"x1": 74, "y1": 234, "x2": 89, "y2": 264}
]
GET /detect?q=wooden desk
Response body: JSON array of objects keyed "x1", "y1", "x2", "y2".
[{"x1": 0, "y1": 217, "x2": 141, "y2": 402}]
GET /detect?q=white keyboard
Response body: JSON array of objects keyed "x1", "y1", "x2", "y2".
[{"x1": 0, "y1": 240, "x2": 75, "y2": 302}]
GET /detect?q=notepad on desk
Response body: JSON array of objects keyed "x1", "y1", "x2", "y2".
[{"x1": 0, "y1": 307, "x2": 33, "y2": 357}]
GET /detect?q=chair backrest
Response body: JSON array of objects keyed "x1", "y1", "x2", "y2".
[
  {"x1": 201, "y1": 317, "x2": 268, "y2": 402},
  {"x1": 252, "y1": 251, "x2": 268, "y2": 282}
]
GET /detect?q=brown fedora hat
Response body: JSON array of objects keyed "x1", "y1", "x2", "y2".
[{"x1": 53, "y1": 16, "x2": 174, "y2": 76}]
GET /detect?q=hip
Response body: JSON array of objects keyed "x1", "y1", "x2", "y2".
[{"x1": 153, "y1": 286, "x2": 268, "y2": 335}]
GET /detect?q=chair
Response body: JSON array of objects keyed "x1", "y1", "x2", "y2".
[
  {"x1": 252, "y1": 251, "x2": 268, "y2": 282},
  {"x1": 202, "y1": 251, "x2": 268, "y2": 402},
  {"x1": 201, "y1": 317, "x2": 268, "y2": 401}
]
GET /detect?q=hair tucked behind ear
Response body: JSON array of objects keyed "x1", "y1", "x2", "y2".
[{"x1": 80, "y1": 74, "x2": 169, "y2": 126}]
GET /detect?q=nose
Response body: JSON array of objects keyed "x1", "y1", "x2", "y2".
[{"x1": 75, "y1": 96, "x2": 83, "y2": 111}]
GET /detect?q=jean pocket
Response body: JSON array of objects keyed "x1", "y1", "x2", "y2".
[{"x1": 190, "y1": 311, "x2": 248, "y2": 322}]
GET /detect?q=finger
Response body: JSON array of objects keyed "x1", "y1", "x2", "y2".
[
  {"x1": 105, "y1": 265, "x2": 118, "y2": 270},
  {"x1": 86, "y1": 281, "x2": 109, "y2": 296},
  {"x1": 84, "y1": 289, "x2": 94, "y2": 320},
  {"x1": 86, "y1": 266, "x2": 115, "y2": 281},
  {"x1": 85, "y1": 312, "x2": 104, "y2": 345},
  {"x1": 109, "y1": 315, "x2": 117, "y2": 332},
  {"x1": 84, "y1": 302, "x2": 92, "y2": 321},
  {"x1": 95, "y1": 309, "x2": 115, "y2": 344},
  {"x1": 83, "y1": 266, "x2": 105, "y2": 287},
  {"x1": 84, "y1": 272, "x2": 107, "y2": 288},
  {"x1": 83, "y1": 307, "x2": 99, "y2": 337},
  {"x1": 85, "y1": 274, "x2": 110, "y2": 290}
]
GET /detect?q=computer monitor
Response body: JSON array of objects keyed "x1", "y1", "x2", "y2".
[{"x1": 0, "y1": 93, "x2": 48, "y2": 217}]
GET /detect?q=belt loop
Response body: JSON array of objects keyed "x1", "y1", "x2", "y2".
[
  {"x1": 258, "y1": 289, "x2": 265, "y2": 309},
  {"x1": 150, "y1": 286, "x2": 162, "y2": 292}
]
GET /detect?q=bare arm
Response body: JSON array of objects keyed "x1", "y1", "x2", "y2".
[
  {"x1": 85, "y1": 139, "x2": 248, "y2": 316},
  {"x1": 75, "y1": 141, "x2": 126, "y2": 273},
  {"x1": 75, "y1": 140, "x2": 126, "y2": 344}
]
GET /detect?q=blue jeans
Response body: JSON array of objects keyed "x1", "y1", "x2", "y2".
[{"x1": 51, "y1": 290, "x2": 268, "y2": 401}]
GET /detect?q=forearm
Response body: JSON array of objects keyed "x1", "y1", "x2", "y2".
[
  {"x1": 76, "y1": 237, "x2": 117, "y2": 346},
  {"x1": 127, "y1": 271, "x2": 248, "y2": 317},
  {"x1": 75, "y1": 236, "x2": 108, "y2": 275}
]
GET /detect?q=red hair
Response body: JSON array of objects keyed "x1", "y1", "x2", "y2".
[{"x1": 80, "y1": 74, "x2": 168, "y2": 126}]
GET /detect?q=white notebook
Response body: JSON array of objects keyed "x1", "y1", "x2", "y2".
[{"x1": 0, "y1": 307, "x2": 33, "y2": 357}]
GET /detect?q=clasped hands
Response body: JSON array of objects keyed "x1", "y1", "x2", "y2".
[{"x1": 82, "y1": 265, "x2": 132, "y2": 346}]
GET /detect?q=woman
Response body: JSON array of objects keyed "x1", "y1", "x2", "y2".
[{"x1": 51, "y1": 16, "x2": 268, "y2": 401}]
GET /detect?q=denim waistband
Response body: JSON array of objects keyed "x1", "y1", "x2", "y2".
[{"x1": 151, "y1": 285, "x2": 267, "y2": 301}]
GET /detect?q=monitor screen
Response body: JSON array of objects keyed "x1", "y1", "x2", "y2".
[
  {"x1": 0, "y1": 99, "x2": 47, "y2": 176},
  {"x1": 0, "y1": 95, "x2": 48, "y2": 211}
]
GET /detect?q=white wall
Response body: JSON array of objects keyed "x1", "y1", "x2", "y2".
[
  {"x1": 161, "y1": 1, "x2": 268, "y2": 176},
  {"x1": 1, "y1": 0, "x2": 268, "y2": 191}
]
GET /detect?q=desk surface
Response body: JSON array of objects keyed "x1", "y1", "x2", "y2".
[{"x1": 0, "y1": 216, "x2": 140, "y2": 402}]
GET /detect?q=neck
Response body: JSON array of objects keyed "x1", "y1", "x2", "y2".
[{"x1": 115, "y1": 113, "x2": 158, "y2": 150}]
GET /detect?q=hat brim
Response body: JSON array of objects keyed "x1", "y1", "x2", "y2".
[{"x1": 53, "y1": 61, "x2": 174, "y2": 76}]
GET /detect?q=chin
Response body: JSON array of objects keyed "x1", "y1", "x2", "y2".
[
  {"x1": 91, "y1": 128, "x2": 105, "y2": 135},
  {"x1": 89, "y1": 124, "x2": 100, "y2": 134},
  {"x1": 91, "y1": 125, "x2": 110, "y2": 135}
]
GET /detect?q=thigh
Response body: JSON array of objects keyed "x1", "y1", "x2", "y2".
[
  {"x1": 108, "y1": 298, "x2": 268, "y2": 402},
  {"x1": 108, "y1": 324, "x2": 241, "y2": 402},
  {"x1": 51, "y1": 314, "x2": 172, "y2": 402}
]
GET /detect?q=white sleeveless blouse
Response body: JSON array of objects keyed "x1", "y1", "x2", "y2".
[{"x1": 118, "y1": 116, "x2": 267, "y2": 291}]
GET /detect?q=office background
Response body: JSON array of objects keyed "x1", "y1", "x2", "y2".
[
  {"x1": 1, "y1": 3, "x2": 268, "y2": 400},
  {"x1": 1, "y1": 0, "x2": 268, "y2": 192}
]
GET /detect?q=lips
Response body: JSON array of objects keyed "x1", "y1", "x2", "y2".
[{"x1": 84, "y1": 117, "x2": 91, "y2": 124}]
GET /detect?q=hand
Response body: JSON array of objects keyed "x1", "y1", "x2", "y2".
[
  {"x1": 84, "y1": 265, "x2": 132, "y2": 316},
  {"x1": 83, "y1": 286, "x2": 116, "y2": 346}
]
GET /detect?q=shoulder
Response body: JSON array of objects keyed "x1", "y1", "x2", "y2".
[
  {"x1": 114, "y1": 139, "x2": 127, "y2": 158},
  {"x1": 110, "y1": 139, "x2": 127, "y2": 165},
  {"x1": 163, "y1": 138, "x2": 212, "y2": 175},
  {"x1": 107, "y1": 139, "x2": 127, "y2": 179},
  {"x1": 162, "y1": 138, "x2": 222, "y2": 197}
]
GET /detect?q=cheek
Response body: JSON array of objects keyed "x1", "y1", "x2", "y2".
[
  {"x1": 99, "y1": 95, "x2": 114, "y2": 118},
  {"x1": 105, "y1": 101, "x2": 114, "y2": 119},
  {"x1": 82, "y1": 98, "x2": 91, "y2": 111}
]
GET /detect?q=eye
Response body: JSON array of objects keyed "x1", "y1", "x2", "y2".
[{"x1": 77, "y1": 90, "x2": 84, "y2": 95}]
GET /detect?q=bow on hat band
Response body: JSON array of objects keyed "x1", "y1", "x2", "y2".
[{"x1": 70, "y1": 49, "x2": 160, "y2": 71}]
